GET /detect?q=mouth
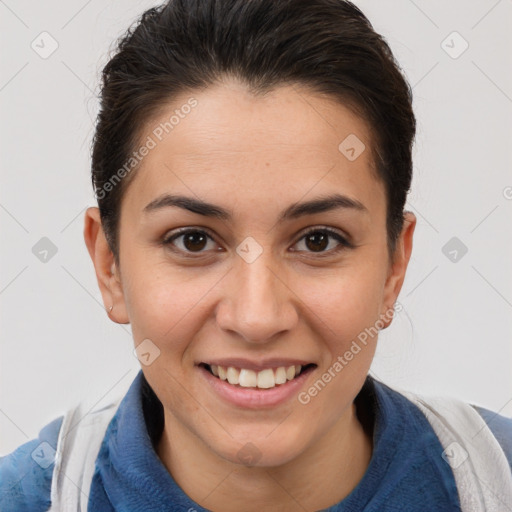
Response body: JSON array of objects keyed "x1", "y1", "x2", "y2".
[{"x1": 199, "y1": 362, "x2": 317, "y2": 390}]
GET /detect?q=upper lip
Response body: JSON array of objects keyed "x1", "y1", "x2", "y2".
[{"x1": 198, "y1": 358, "x2": 316, "y2": 372}]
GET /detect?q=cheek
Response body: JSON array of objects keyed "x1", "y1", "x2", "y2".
[
  {"x1": 293, "y1": 268, "x2": 383, "y2": 423},
  {"x1": 298, "y1": 264, "x2": 384, "y2": 352},
  {"x1": 122, "y1": 255, "x2": 220, "y2": 358},
  {"x1": 123, "y1": 266, "x2": 211, "y2": 410}
]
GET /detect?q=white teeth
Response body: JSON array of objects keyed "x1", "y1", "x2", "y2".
[
  {"x1": 239, "y1": 369, "x2": 257, "y2": 387},
  {"x1": 257, "y1": 368, "x2": 275, "y2": 389},
  {"x1": 208, "y1": 364, "x2": 304, "y2": 389},
  {"x1": 275, "y1": 367, "x2": 287, "y2": 385},
  {"x1": 226, "y1": 367, "x2": 240, "y2": 385}
]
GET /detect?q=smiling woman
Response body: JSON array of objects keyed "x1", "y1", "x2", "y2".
[{"x1": 1, "y1": 0, "x2": 511, "y2": 511}]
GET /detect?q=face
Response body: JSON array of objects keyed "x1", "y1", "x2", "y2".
[{"x1": 85, "y1": 77, "x2": 415, "y2": 468}]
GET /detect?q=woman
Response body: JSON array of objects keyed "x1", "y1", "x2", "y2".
[{"x1": 1, "y1": 0, "x2": 511, "y2": 510}]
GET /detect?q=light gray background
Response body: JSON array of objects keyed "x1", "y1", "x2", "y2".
[{"x1": 1, "y1": 0, "x2": 511, "y2": 455}]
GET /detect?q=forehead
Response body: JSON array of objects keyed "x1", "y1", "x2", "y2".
[{"x1": 122, "y1": 79, "x2": 385, "y2": 224}]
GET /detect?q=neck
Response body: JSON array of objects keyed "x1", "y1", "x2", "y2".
[{"x1": 157, "y1": 402, "x2": 373, "y2": 512}]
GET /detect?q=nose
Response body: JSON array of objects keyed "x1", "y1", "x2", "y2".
[{"x1": 215, "y1": 249, "x2": 298, "y2": 344}]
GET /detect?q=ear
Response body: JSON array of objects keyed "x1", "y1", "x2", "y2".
[
  {"x1": 83, "y1": 206, "x2": 129, "y2": 324},
  {"x1": 379, "y1": 211, "x2": 416, "y2": 329}
]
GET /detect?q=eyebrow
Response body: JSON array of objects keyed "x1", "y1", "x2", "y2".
[{"x1": 143, "y1": 192, "x2": 369, "y2": 222}]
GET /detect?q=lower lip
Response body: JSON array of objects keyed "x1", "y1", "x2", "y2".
[{"x1": 198, "y1": 365, "x2": 316, "y2": 409}]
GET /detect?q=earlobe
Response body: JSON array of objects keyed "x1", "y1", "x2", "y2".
[{"x1": 83, "y1": 206, "x2": 129, "y2": 324}]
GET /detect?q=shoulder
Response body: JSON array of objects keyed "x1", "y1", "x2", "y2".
[
  {"x1": 0, "y1": 415, "x2": 64, "y2": 512},
  {"x1": 471, "y1": 404, "x2": 512, "y2": 470},
  {"x1": 370, "y1": 378, "x2": 512, "y2": 474},
  {"x1": 369, "y1": 379, "x2": 512, "y2": 509}
]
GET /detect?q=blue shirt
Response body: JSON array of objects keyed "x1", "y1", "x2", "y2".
[{"x1": 1, "y1": 371, "x2": 511, "y2": 511}]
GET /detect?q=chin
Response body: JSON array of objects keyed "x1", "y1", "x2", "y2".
[{"x1": 212, "y1": 430, "x2": 307, "y2": 468}]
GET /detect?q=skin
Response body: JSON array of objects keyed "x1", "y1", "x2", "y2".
[{"x1": 84, "y1": 77, "x2": 416, "y2": 511}]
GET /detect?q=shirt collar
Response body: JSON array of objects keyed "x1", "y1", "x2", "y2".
[{"x1": 95, "y1": 369, "x2": 443, "y2": 511}]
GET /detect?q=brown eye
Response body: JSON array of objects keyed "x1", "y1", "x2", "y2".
[
  {"x1": 292, "y1": 227, "x2": 351, "y2": 255},
  {"x1": 163, "y1": 226, "x2": 352, "y2": 258},
  {"x1": 163, "y1": 229, "x2": 217, "y2": 254},
  {"x1": 304, "y1": 231, "x2": 329, "y2": 252},
  {"x1": 182, "y1": 231, "x2": 208, "y2": 251}
]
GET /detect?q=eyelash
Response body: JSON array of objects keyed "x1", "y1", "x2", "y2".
[{"x1": 162, "y1": 226, "x2": 353, "y2": 258}]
